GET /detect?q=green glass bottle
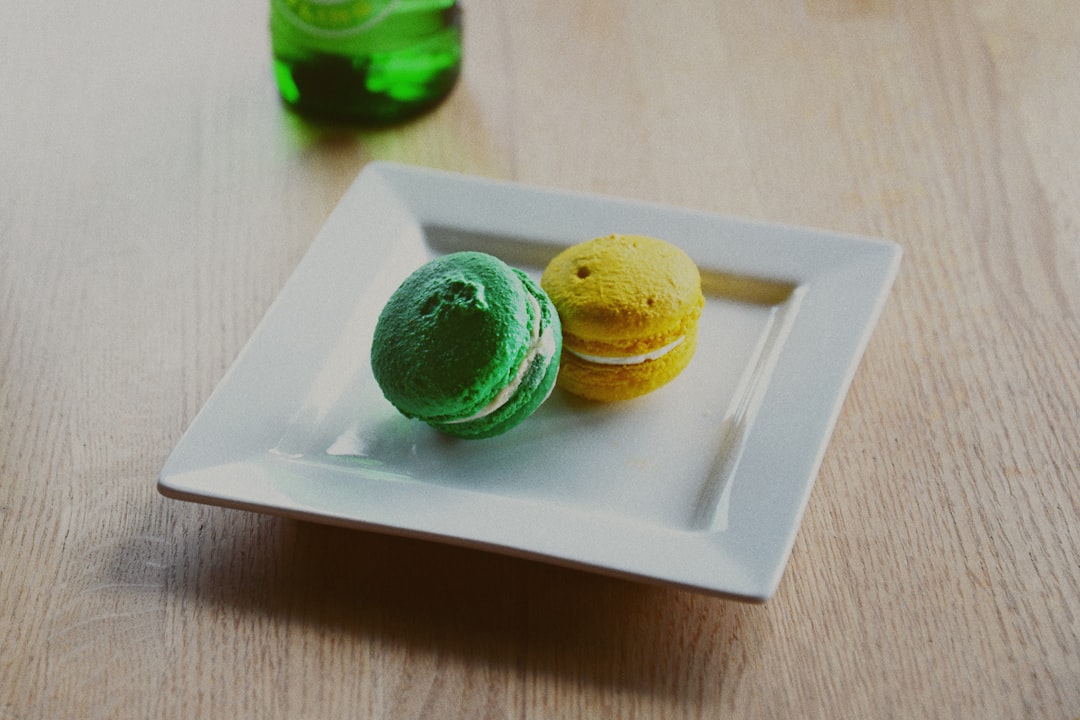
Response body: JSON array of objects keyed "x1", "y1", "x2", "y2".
[{"x1": 271, "y1": 0, "x2": 462, "y2": 124}]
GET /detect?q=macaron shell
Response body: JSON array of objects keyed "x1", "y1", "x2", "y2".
[
  {"x1": 541, "y1": 234, "x2": 703, "y2": 348},
  {"x1": 556, "y1": 327, "x2": 699, "y2": 402},
  {"x1": 371, "y1": 252, "x2": 532, "y2": 422}
]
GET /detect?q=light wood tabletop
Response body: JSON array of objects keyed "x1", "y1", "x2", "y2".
[{"x1": 3, "y1": 1, "x2": 1078, "y2": 717}]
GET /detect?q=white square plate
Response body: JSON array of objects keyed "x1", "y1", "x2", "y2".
[{"x1": 159, "y1": 162, "x2": 900, "y2": 601}]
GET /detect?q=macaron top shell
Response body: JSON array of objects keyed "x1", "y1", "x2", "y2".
[
  {"x1": 371, "y1": 252, "x2": 534, "y2": 423},
  {"x1": 541, "y1": 234, "x2": 704, "y2": 358}
]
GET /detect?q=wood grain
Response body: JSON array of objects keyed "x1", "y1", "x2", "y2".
[{"x1": 2, "y1": 0, "x2": 1078, "y2": 718}]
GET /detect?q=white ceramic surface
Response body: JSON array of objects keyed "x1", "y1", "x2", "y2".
[{"x1": 159, "y1": 162, "x2": 901, "y2": 601}]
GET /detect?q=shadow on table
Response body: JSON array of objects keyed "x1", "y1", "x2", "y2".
[{"x1": 158, "y1": 510, "x2": 759, "y2": 700}]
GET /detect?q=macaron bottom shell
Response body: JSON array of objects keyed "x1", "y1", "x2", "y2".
[{"x1": 556, "y1": 328, "x2": 699, "y2": 402}]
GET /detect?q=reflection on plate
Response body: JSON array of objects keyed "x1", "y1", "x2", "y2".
[{"x1": 159, "y1": 162, "x2": 900, "y2": 601}]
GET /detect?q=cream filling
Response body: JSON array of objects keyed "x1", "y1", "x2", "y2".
[
  {"x1": 567, "y1": 336, "x2": 684, "y2": 366},
  {"x1": 445, "y1": 293, "x2": 556, "y2": 424}
]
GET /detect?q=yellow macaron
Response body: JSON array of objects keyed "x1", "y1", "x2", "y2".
[{"x1": 541, "y1": 233, "x2": 704, "y2": 401}]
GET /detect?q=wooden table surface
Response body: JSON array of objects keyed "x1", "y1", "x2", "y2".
[{"x1": 3, "y1": 1, "x2": 1078, "y2": 717}]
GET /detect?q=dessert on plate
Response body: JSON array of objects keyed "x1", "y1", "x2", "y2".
[
  {"x1": 371, "y1": 251, "x2": 561, "y2": 438},
  {"x1": 541, "y1": 233, "x2": 704, "y2": 402}
]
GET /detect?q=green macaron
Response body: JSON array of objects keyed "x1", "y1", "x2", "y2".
[{"x1": 370, "y1": 251, "x2": 562, "y2": 439}]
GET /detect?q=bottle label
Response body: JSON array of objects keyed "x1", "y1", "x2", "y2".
[{"x1": 273, "y1": 0, "x2": 397, "y2": 36}]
